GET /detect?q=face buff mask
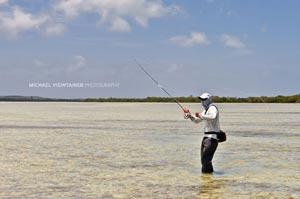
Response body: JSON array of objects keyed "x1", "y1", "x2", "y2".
[{"x1": 202, "y1": 97, "x2": 212, "y2": 110}]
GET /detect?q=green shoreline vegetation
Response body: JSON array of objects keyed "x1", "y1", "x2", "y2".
[
  {"x1": 0, "y1": 94, "x2": 300, "y2": 103},
  {"x1": 83, "y1": 94, "x2": 300, "y2": 103}
]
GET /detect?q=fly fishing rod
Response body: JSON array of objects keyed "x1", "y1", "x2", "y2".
[{"x1": 134, "y1": 59, "x2": 184, "y2": 111}]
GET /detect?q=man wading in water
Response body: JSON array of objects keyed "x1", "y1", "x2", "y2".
[{"x1": 183, "y1": 93, "x2": 220, "y2": 173}]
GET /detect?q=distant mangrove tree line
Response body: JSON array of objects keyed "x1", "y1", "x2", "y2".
[
  {"x1": 1, "y1": 94, "x2": 299, "y2": 103},
  {"x1": 82, "y1": 94, "x2": 300, "y2": 103}
]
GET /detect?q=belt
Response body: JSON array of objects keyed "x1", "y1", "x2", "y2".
[
  {"x1": 204, "y1": 132, "x2": 219, "y2": 134},
  {"x1": 204, "y1": 132, "x2": 218, "y2": 139}
]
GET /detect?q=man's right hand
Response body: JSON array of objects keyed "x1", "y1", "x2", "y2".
[{"x1": 183, "y1": 107, "x2": 190, "y2": 113}]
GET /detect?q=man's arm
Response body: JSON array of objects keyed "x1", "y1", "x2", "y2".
[
  {"x1": 200, "y1": 106, "x2": 217, "y2": 120},
  {"x1": 184, "y1": 108, "x2": 202, "y2": 124},
  {"x1": 190, "y1": 114, "x2": 203, "y2": 123}
]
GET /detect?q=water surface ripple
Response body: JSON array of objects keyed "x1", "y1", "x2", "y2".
[{"x1": 0, "y1": 102, "x2": 299, "y2": 198}]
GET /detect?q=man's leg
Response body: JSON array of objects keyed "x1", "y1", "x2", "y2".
[{"x1": 201, "y1": 137, "x2": 218, "y2": 173}]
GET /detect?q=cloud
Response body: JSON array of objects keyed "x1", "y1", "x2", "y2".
[
  {"x1": 261, "y1": 24, "x2": 268, "y2": 33},
  {"x1": 109, "y1": 16, "x2": 131, "y2": 32},
  {"x1": 167, "y1": 63, "x2": 181, "y2": 73},
  {"x1": 67, "y1": 55, "x2": 87, "y2": 73},
  {"x1": 0, "y1": 0, "x2": 8, "y2": 5},
  {"x1": 54, "y1": 0, "x2": 180, "y2": 32},
  {"x1": 0, "y1": 0, "x2": 180, "y2": 37},
  {"x1": 44, "y1": 23, "x2": 66, "y2": 36},
  {"x1": 34, "y1": 59, "x2": 46, "y2": 68},
  {"x1": 170, "y1": 32, "x2": 210, "y2": 47},
  {"x1": 221, "y1": 34, "x2": 245, "y2": 48},
  {"x1": 0, "y1": 7, "x2": 48, "y2": 37},
  {"x1": 0, "y1": 5, "x2": 67, "y2": 37}
]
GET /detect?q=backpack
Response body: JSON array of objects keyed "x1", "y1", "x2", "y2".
[{"x1": 218, "y1": 130, "x2": 227, "y2": 143}]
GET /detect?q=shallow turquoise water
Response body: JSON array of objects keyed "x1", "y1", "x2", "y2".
[{"x1": 0, "y1": 102, "x2": 299, "y2": 198}]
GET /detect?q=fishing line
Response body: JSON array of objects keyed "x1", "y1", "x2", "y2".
[{"x1": 134, "y1": 59, "x2": 184, "y2": 110}]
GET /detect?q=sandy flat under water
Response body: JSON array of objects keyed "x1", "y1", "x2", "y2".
[{"x1": 0, "y1": 102, "x2": 299, "y2": 198}]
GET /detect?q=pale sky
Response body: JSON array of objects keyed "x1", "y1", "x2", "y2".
[{"x1": 1, "y1": 0, "x2": 299, "y2": 98}]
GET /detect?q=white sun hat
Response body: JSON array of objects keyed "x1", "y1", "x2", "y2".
[{"x1": 198, "y1": 92, "x2": 212, "y2": 100}]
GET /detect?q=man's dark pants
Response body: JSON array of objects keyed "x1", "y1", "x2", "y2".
[{"x1": 201, "y1": 137, "x2": 218, "y2": 173}]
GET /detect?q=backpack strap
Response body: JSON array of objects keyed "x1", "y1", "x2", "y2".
[{"x1": 205, "y1": 104, "x2": 218, "y2": 114}]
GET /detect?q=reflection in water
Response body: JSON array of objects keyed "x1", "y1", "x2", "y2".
[{"x1": 197, "y1": 174, "x2": 226, "y2": 199}]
